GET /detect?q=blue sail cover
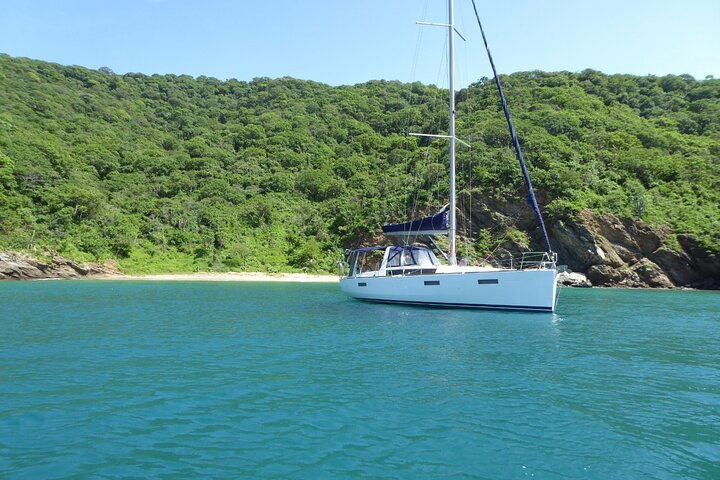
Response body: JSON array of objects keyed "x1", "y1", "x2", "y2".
[{"x1": 382, "y1": 208, "x2": 449, "y2": 236}]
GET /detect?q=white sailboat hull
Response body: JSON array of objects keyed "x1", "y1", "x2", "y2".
[{"x1": 340, "y1": 268, "x2": 558, "y2": 312}]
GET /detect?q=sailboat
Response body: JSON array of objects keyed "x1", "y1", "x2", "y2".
[{"x1": 339, "y1": 0, "x2": 558, "y2": 312}]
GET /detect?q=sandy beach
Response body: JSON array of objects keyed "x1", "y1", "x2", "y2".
[{"x1": 98, "y1": 272, "x2": 339, "y2": 283}]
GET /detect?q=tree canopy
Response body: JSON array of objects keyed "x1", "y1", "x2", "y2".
[{"x1": 0, "y1": 54, "x2": 718, "y2": 273}]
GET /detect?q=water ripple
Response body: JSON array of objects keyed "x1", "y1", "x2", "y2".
[{"x1": 1, "y1": 282, "x2": 719, "y2": 479}]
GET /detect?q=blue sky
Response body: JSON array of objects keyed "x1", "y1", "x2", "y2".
[{"x1": 1, "y1": 0, "x2": 718, "y2": 87}]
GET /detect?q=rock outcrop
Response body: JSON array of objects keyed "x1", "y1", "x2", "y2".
[
  {"x1": 557, "y1": 271, "x2": 592, "y2": 288},
  {"x1": 0, "y1": 252, "x2": 120, "y2": 280},
  {"x1": 549, "y1": 210, "x2": 718, "y2": 289},
  {"x1": 463, "y1": 196, "x2": 719, "y2": 289}
]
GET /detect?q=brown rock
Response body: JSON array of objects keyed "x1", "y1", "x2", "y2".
[
  {"x1": 649, "y1": 247, "x2": 700, "y2": 287},
  {"x1": 630, "y1": 259, "x2": 674, "y2": 288},
  {"x1": 0, "y1": 252, "x2": 121, "y2": 280},
  {"x1": 550, "y1": 220, "x2": 604, "y2": 272},
  {"x1": 587, "y1": 265, "x2": 640, "y2": 287},
  {"x1": 0, "y1": 253, "x2": 46, "y2": 279},
  {"x1": 625, "y1": 220, "x2": 664, "y2": 256},
  {"x1": 557, "y1": 271, "x2": 592, "y2": 288},
  {"x1": 678, "y1": 235, "x2": 720, "y2": 288}
]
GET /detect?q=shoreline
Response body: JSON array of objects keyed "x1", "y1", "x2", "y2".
[
  {"x1": 93, "y1": 272, "x2": 340, "y2": 283},
  {"x1": 1, "y1": 251, "x2": 340, "y2": 282}
]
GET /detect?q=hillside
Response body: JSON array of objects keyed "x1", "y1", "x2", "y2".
[{"x1": 0, "y1": 54, "x2": 718, "y2": 286}]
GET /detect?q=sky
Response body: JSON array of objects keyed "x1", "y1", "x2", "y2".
[{"x1": 1, "y1": 0, "x2": 718, "y2": 88}]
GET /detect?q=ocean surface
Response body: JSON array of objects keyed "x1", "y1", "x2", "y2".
[{"x1": 1, "y1": 281, "x2": 718, "y2": 480}]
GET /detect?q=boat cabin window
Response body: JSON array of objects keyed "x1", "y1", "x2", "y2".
[
  {"x1": 349, "y1": 249, "x2": 385, "y2": 275},
  {"x1": 347, "y1": 251, "x2": 359, "y2": 276},
  {"x1": 386, "y1": 247, "x2": 439, "y2": 268}
]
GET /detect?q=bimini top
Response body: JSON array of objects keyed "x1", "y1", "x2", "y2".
[
  {"x1": 381, "y1": 206, "x2": 449, "y2": 237},
  {"x1": 346, "y1": 245, "x2": 435, "y2": 255},
  {"x1": 347, "y1": 246, "x2": 387, "y2": 254}
]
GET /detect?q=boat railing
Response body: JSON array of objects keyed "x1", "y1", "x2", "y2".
[
  {"x1": 494, "y1": 251, "x2": 557, "y2": 270},
  {"x1": 340, "y1": 251, "x2": 557, "y2": 276}
]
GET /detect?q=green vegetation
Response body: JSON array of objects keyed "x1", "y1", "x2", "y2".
[{"x1": 0, "y1": 54, "x2": 718, "y2": 273}]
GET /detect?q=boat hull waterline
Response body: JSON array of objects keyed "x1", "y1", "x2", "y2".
[{"x1": 340, "y1": 269, "x2": 558, "y2": 312}]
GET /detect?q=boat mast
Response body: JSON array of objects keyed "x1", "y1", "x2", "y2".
[
  {"x1": 411, "y1": 0, "x2": 462, "y2": 265},
  {"x1": 447, "y1": 0, "x2": 457, "y2": 266}
]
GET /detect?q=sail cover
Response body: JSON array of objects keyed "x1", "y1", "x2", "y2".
[{"x1": 382, "y1": 207, "x2": 448, "y2": 237}]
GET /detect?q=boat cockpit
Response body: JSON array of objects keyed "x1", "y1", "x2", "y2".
[{"x1": 343, "y1": 245, "x2": 440, "y2": 278}]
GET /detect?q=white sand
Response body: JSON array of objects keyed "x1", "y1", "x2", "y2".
[{"x1": 98, "y1": 272, "x2": 339, "y2": 283}]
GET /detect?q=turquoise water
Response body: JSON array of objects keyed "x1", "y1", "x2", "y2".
[{"x1": 1, "y1": 282, "x2": 719, "y2": 479}]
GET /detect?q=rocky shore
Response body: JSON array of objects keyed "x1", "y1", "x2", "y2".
[
  {"x1": 0, "y1": 252, "x2": 337, "y2": 283},
  {"x1": 0, "y1": 252, "x2": 120, "y2": 280},
  {"x1": 551, "y1": 210, "x2": 719, "y2": 289},
  {"x1": 463, "y1": 202, "x2": 719, "y2": 290}
]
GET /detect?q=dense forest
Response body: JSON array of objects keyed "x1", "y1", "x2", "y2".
[{"x1": 0, "y1": 54, "x2": 718, "y2": 274}]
